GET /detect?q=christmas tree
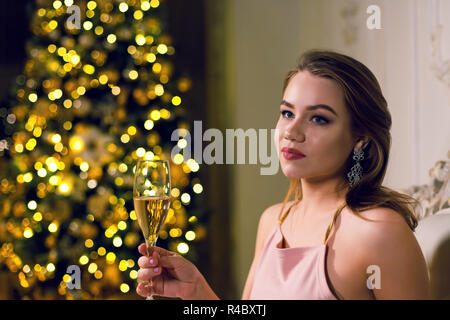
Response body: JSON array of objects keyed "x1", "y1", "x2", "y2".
[{"x1": 0, "y1": 0, "x2": 207, "y2": 299}]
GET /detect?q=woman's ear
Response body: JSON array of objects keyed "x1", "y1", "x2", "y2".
[{"x1": 355, "y1": 137, "x2": 370, "y2": 151}]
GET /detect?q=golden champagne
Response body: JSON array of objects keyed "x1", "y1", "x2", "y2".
[{"x1": 133, "y1": 196, "x2": 171, "y2": 246}]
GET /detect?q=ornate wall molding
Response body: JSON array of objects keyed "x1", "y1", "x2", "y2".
[
  {"x1": 340, "y1": 0, "x2": 359, "y2": 47},
  {"x1": 401, "y1": 150, "x2": 450, "y2": 221},
  {"x1": 430, "y1": 0, "x2": 450, "y2": 87}
]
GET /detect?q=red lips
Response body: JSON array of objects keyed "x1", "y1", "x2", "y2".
[{"x1": 281, "y1": 147, "x2": 306, "y2": 160}]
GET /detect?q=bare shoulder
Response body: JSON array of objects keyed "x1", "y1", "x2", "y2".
[
  {"x1": 350, "y1": 206, "x2": 408, "y2": 225},
  {"x1": 259, "y1": 201, "x2": 295, "y2": 229},
  {"x1": 342, "y1": 206, "x2": 430, "y2": 299},
  {"x1": 343, "y1": 206, "x2": 416, "y2": 248},
  {"x1": 256, "y1": 201, "x2": 293, "y2": 244},
  {"x1": 260, "y1": 201, "x2": 286, "y2": 221}
]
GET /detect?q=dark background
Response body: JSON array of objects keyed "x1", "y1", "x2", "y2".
[{"x1": 0, "y1": 0, "x2": 32, "y2": 102}]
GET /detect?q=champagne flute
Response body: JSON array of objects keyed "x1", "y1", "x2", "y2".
[{"x1": 133, "y1": 159, "x2": 171, "y2": 300}]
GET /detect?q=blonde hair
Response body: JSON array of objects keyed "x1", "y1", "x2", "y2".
[{"x1": 279, "y1": 49, "x2": 420, "y2": 230}]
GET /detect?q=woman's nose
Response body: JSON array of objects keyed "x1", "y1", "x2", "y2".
[{"x1": 284, "y1": 121, "x2": 305, "y2": 142}]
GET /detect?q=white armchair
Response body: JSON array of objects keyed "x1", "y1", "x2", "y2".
[{"x1": 401, "y1": 151, "x2": 450, "y2": 299}]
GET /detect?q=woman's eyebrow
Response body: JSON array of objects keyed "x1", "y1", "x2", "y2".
[{"x1": 280, "y1": 100, "x2": 338, "y2": 117}]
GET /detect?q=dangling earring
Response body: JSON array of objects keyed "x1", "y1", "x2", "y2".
[{"x1": 347, "y1": 146, "x2": 364, "y2": 187}]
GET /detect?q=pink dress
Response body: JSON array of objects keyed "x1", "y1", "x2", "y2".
[{"x1": 249, "y1": 202, "x2": 346, "y2": 300}]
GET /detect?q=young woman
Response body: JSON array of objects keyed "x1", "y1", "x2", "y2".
[{"x1": 136, "y1": 50, "x2": 431, "y2": 300}]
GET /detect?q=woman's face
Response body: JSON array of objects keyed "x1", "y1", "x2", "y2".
[{"x1": 275, "y1": 70, "x2": 357, "y2": 181}]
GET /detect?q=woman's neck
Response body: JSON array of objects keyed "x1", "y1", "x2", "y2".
[{"x1": 297, "y1": 177, "x2": 348, "y2": 217}]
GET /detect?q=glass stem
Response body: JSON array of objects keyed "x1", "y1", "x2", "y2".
[{"x1": 145, "y1": 238, "x2": 157, "y2": 300}]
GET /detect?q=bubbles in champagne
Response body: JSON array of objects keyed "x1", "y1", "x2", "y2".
[{"x1": 133, "y1": 196, "x2": 170, "y2": 246}]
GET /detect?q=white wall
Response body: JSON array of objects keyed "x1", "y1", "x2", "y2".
[
  {"x1": 226, "y1": 0, "x2": 450, "y2": 298},
  {"x1": 297, "y1": 0, "x2": 450, "y2": 188}
]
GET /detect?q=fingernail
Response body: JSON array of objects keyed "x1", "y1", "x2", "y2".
[
  {"x1": 149, "y1": 258, "x2": 154, "y2": 265},
  {"x1": 153, "y1": 267, "x2": 159, "y2": 273}
]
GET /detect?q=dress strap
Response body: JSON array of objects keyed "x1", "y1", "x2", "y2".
[
  {"x1": 323, "y1": 202, "x2": 347, "y2": 245},
  {"x1": 278, "y1": 200, "x2": 299, "y2": 226}
]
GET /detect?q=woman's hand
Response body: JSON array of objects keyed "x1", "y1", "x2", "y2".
[{"x1": 136, "y1": 243, "x2": 219, "y2": 300}]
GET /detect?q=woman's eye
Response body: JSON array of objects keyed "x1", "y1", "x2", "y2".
[
  {"x1": 311, "y1": 115, "x2": 329, "y2": 124},
  {"x1": 281, "y1": 110, "x2": 294, "y2": 119},
  {"x1": 280, "y1": 111, "x2": 329, "y2": 124}
]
